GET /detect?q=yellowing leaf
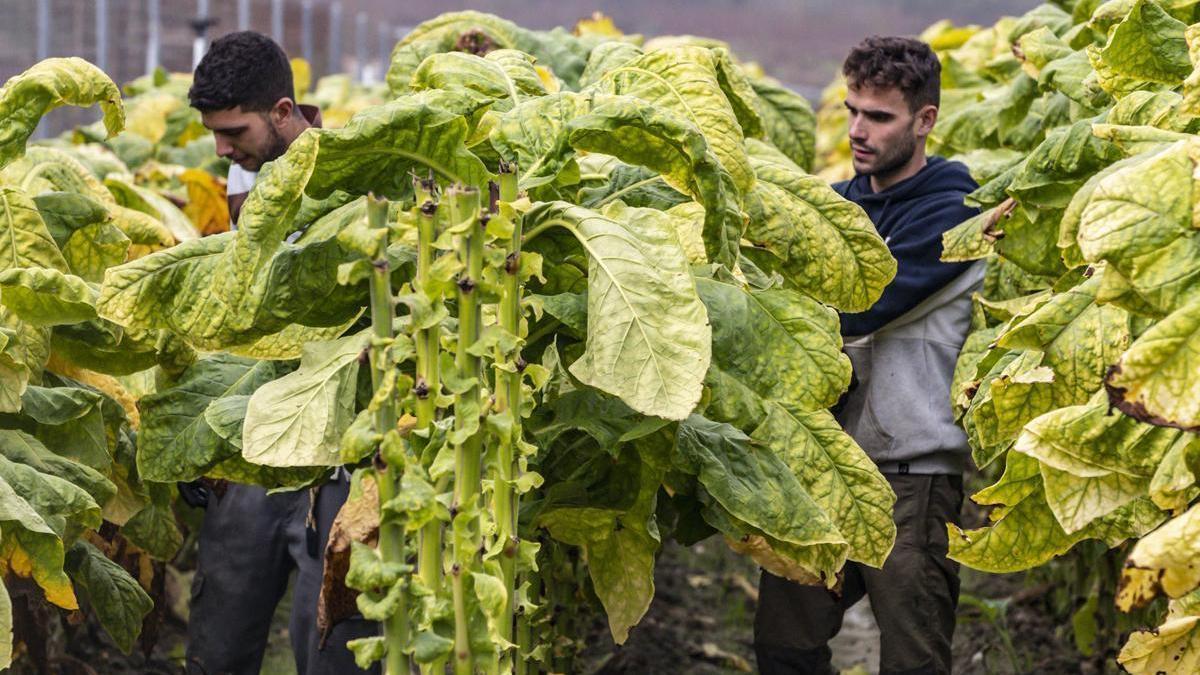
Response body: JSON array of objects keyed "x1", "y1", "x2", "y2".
[{"x1": 180, "y1": 168, "x2": 229, "y2": 236}]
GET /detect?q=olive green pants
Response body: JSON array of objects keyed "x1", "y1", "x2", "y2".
[{"x1": 754, "y1": 474, "x2": 964, "y2": 675}]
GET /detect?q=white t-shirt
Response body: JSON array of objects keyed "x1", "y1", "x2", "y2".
[{"x1": 227, "y1": 164, "x2": 258, "y2": 231}]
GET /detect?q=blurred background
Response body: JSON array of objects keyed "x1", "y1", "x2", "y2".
[{"x1": 1, "y1": 0, "x2": 1040, "y2": 133}]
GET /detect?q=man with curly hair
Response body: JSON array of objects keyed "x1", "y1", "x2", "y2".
[{"x1": 755, "y1": 36, "x2": 983, "y2": 675}]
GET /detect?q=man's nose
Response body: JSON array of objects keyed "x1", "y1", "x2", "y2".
[
  {"x1": 214, "y1": 135, "x2": 233, "y2": 158},
  {"x1": 848, "y1": 116, "x2": 867, "y2": 141}
]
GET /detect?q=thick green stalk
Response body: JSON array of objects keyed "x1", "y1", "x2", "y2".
[
  {"x1": 366, "y1": 196, "x2": 411, "y2": 675},
  {"x1": 414, "y1": 176, "x2": 444, "y2": 598},
  {"x1": 449, "y1": 186, "x2": 483, "y2": 675},
  {"x1": 491, "y1": 166, "x2": 522, "y2": 658}
]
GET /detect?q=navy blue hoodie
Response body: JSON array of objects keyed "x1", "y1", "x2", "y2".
[{"x1": 834, "y1": 156, "x2": 979, "y2": 336}]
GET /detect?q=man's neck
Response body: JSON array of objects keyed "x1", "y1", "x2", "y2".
[
  {"x1": 280, "y1": 114, "x2": 312, "y2": 148},
  {"x1": 869, "y1": 149, "x2": 928, "y2": 193}
]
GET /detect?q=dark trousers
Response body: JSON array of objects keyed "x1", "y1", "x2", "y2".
[
  {"x1": 755, "y1": 474, "x2": 964, "y2": 675},
  {"x1": 186, "y1": 480, "x2": 380, "y2": 675}
]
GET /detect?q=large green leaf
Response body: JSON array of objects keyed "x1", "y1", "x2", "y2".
[
  {"x1": 0, "y1": 429, "x2": 114, "y2": 506},
  {"x1": 1077, "y1": 140, "x2": 1200, "y2": 314},
  {"x1": 137, "y1": 354, "x2": 282, "y2": 482},
  {"x1": 948, "y1": 452, "x2": 1165, "y2": 573},
  {"x1": 1107, "y1": 296, "x2": 1200, "y2": 430},
  {"x1": 0, "y1": 58, "x2": 124, "y2": 170},
  {"x1": 491, "y1": 92, "x2": 744, "y2": 266},
  {"x1": 61, "y1": 220, "x2": 131, "y2": 284},
  {"x1": 0, "y1": 306, "x2": 49, "y2": 412},
  {"x1": 741, "y1": 140, "x2": 895, "y2": 312},
  {"x1": 524, "y1": 201, "x2": 710, "y2": 421},
  {"x1": 0, "y1": 186, "x2": 68, "y2": 273},
  {"x1": 750, "y1": 405, "x2": 897, "y2": 568},
  {"x1": 675, "y1": 415, "x2": 847, "y2": 579},
  {"x1": 242, "y1": 332, "x2": 366, "y2": 467},
  {"x1": 63, "y1": 541, "x2": 152, "y2": 653},
  {"x1": 33, "y1": 192, "x2": 109, "y2": 248},
  {"x1": 0, "y1": 267, "x2": 97, "y2": 326},
  {"x1": 584, "y1": 46, "x2": 756, "y2": 195},
  {"x1": 0, "y1": 471, "x2": 76, "y2": 610},
  {"x1": 409, "y1": 49, "x2": 546, "y2": 110},
  {"x1": 747, "y1": 75, "x2": 817, "y2": 171},
  {"x1": 1092, "y1": 0, "x2": 1191, "y2": 88},
  {"x1": 695, "y1": 276, "x2": 849, "y2": 413},
  {"x1": 387, "y1": 11, "x2": 589, "y2": 92},
  {"x1": 997, "y1": 274, "x2": 1130, "y2": 405},
  {"x1": 695, "y1": 274, "x2": 895, "y2": 568},
  {"x1": 1015, "y1": 395, "x2": 1178, "y2": 533}
]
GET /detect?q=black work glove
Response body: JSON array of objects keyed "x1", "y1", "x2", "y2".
[{"x1": 177, "y1": 480, "x2": 210, "y2": 509}]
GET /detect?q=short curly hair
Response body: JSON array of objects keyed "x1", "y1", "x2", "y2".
[
  {"x1": 189, "y1": 31, "x2": 294, "y2": 112},
  {"x1": 842, "y1": 36, "x2": 940, "y2": 111}
]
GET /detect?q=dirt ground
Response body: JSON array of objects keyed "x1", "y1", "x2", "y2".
[{"x1": 579, "y1": 539, "x2": 1095, "y2": 675}]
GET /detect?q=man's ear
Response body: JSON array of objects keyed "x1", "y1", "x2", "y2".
[
  {"x1": 271, "y1": 97, "x2": 295, "y2": 125},
  {"x1": 915, "y1": 104, "x2": 938, "y2": 137}
]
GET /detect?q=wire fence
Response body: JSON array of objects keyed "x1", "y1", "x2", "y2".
[{"x1": 0, "y1": 0, "x2": 404, "y2": 136}]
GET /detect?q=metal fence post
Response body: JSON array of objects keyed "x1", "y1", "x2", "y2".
[
  {"x1": 238, "y1": 0, "x2": 251, "y2": 31},
  {"x1": 36, "y1": 0, "x2": 50, "y2": 61},
  {"x1": 271, "y1": 0, "x2": 284, "y2": 44},
  {"x1": 146, "y1": 0, "x2": 161, "y2": 74},
  {"x1": 302, "y1": 0, "x2": 315, "y2": 66},
  {"x1": 96, "y1": 0, "x2": 109, "y2": 72},
  {"x1": 328, "y1": 2, "x2": 343, "y2": 75},
  {"x1": 377, "y1": 21, "x2": 391, "y2": 80},
  {"x1": 355, "y1": 11, "x2": 367, "y2": 82},
  {"x1": 193, "y1": 0, "x2": 212, "y2": 69}
]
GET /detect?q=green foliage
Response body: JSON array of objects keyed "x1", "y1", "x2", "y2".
[{"x1": 915, "y1": 1, "x2": 1200, "y2": 668}]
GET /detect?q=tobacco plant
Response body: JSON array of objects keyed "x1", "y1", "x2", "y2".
[{"x1": 0, "y1": 11, "x2": 907, "y2": 673}]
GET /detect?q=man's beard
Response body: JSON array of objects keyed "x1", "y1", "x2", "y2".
[
  {"x1": 860, "y1": 131, "x2": 917, "y2": 182},
  {"x1": 259, "y1": 123, "x2": 289, "y2": 166},
  {"x1": 243, "y1": 122, "x2": 290, "y2": 170}
]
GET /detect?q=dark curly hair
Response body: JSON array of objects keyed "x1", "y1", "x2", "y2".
[
  {"x1": 842, "y1": 36, "x2": 940, "y2": 111},
  {"x1": 189, "y1": 31, "x2": 294, "y2": 112}
]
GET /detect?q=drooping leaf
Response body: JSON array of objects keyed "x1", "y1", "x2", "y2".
[
  {"x1": 137, "y1": 354, "x2": 283, "y2": 482},
  {"x1": 0, "y1": 267, "x2": 97, "y2": 326},
  {"x1": 0, "y1": 186, "x2": 69, "y2": 273},
  {"x1": 523, "y1": 201, "x2": 709, "y2": 420},
  {"x1": 0, "y1": 57, "x2": 124, "y2": 170},
  {"x1": 584, "y1": 46, "x2": 756, "y2": 195},
  {"x1": 242, "y1": 332, "x2": 366, "y2": 467},
  {"x1": 63, "y1": 541, "x2": 152, "y2": 653},
  {"x1": 741, "y1": 141, "x2": 895, "y2": 312},
  {"x1": 1107, "y1": 296, "x2": 1200, "y2": 430}
]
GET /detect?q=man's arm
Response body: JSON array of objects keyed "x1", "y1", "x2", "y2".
[{"x1": 840, "y1": 195, "x2": 977, "y2": 336}]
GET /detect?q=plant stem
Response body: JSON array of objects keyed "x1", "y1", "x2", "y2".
[
  {"x1": 366, "y1": 195, "x2": 411, "y2": 675},
  {"x1": 413, "y1": 175, "x2": 444, "y2": 597},
  {"x1": 492, "y1": 167, "x2": 522, "y2": 658},
  {"x1": 450, "y1": 186, "x2": 483, "y2": 675},
  {"x1": 452, "y1": 563, "x2": 470, "y2": 675}
]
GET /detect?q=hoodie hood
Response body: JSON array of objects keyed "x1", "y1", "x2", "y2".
[{"x1": 839, "y1": 156, "x2": 977, "y2": 205}]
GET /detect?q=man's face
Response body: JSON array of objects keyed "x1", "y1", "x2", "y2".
[
  {"x1": 844, "y1": 84, "x2": 934, "y2": 179},
  {"x1": 200, "y1": 103, "x2": 289, "y2": 172}
]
